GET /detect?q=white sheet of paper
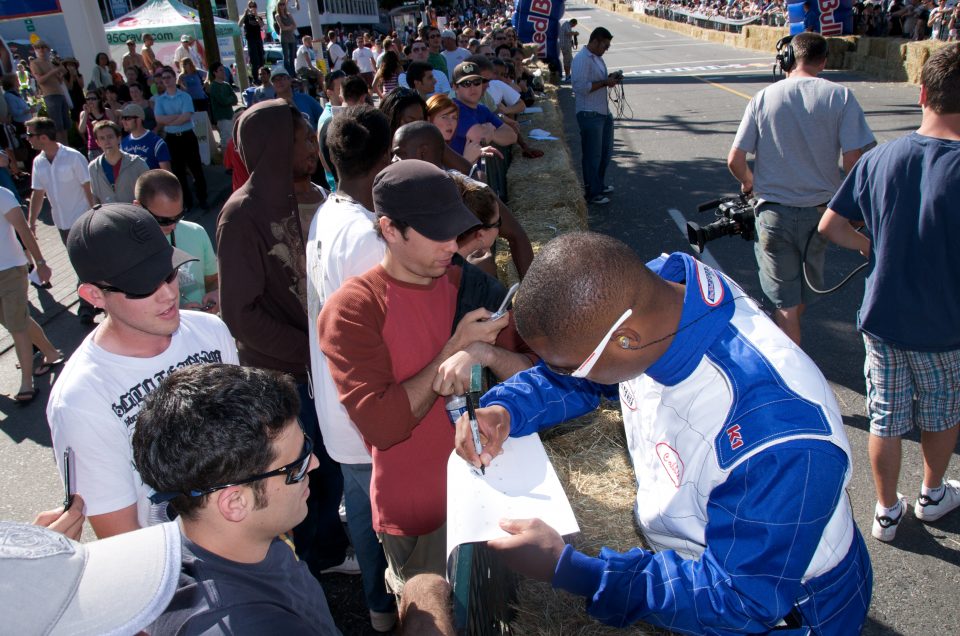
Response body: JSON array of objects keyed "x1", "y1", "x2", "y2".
[
  {"x1": 523, "y1": 106, "x2": 544, "y2": 113},
  {"x1": 528, "y1": 128, "x2": 559, "y2": 140},
  {"x1": 445, "y1": 434, "x2": 580, "y2": 566}
]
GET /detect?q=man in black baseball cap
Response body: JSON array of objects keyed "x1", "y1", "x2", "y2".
[
  {"x1": 318, "y1": 159, "x2": 535, "y2": 593},
  {"x1": 49, "y1": 203, "x2": 238, "y2": 541}
]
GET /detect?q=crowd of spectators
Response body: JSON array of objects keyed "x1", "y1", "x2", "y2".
[{"x1": 643, "y1": 0, "x2": 960, "y2": 38}]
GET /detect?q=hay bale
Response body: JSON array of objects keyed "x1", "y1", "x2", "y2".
[{"x1": 510, "y1": 409, "x2": 671, "y2": 636}]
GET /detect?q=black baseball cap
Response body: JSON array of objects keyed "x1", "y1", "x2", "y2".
[
  {"x1": 373, "y1": 160, "x2": 479, "y2": 242},
  {"x1": 67, "y1": 204, "x2": 196, "y2": 296},
  {"x1": 452, "y1": 61, "x2": 483, "y2": 85}
]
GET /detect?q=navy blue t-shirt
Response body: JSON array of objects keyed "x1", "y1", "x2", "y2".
[
  {"x1": 828, "y1": 132, "x2": 960, "y2": 351},
  {"x1": 451, "y1": 99, "x2": 502, "y2": 155}
]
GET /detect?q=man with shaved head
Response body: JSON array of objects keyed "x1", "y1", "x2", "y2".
[{"x1": 456, "y1": 233, "x2": 872, "y2": 634}]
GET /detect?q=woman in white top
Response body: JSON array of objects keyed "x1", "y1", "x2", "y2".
[
  {"x1": 0, "y1": 184, "x2": 63, "y2": 403},
  {"x1": 90, "y1": 52, "x2": 113, "y2": 90}
]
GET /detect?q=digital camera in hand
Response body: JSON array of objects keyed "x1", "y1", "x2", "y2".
[{"x1": 686, "y1": 195, "x2": 757, "y2": 253}]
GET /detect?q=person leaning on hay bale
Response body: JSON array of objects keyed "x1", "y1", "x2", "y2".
[{"x1": 456, "y1": 232, "x2": 872, "y2": 634}]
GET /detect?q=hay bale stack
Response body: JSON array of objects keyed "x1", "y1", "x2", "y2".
[
  {"x1": 510, "y1": 408, "x2": 669, "y2": 636},
  {"x1": 496, "y1": 83, "x2": 587, "y2": 284}
]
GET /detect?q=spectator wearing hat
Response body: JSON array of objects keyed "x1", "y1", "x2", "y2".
[
  {"x1": 440, "y1": 29, "x2": 470, "y2": 81},
  {"x1": 121, "y1": 102, "x2": 171, "y2": 170},
  {"x1": 392, "y1": 120, "x2": 533, "y2": 278},
  {"x1": 141, "y1": 33, "x2": 159, "y2": 75},
  {"x1": 173, "y1": 34, "x2": 204, "y2": 74},
  {"x1": 48, "y1": 203, "x2": 238, "y2": 539},
  {"x1": 0, "y1": 519, "x2": 181, "y2": 635},
  {"x1": 88, "y1": 120, "x2": 149, "y2": 204},
  {"x1": 318, "y1": 159, "x2": 535, "y2": 594},
  {"x1": 307, "y1": 104, "x2": 396, "y2": 631},
  {"x1": 132, "y1": 363, "x2": 340, "y2": 635},
  {"x1": 154, "y1": 65, "x2": 208, "y2": 209},
  {"x1": 218, "y1": 99, "x2": 353, "y2": 579},
  {"x1": 28, "y1": 40, "x2": 69, "y2": 144},
  {"x1": 135, "y1": 169, "x2": 219, "y2": 313},
  {"x1": 270, "y1": 66, "x2": 324, "y2": 130},
  {"x1": 122, "y1": 38, "x2": 147, "y2": 74},
  {"x1": 25, "y1": 116, "x2": 98, "y2": 324},
  {"x1": 450, "y1": 61, "x2": 517, "y2": 156}
]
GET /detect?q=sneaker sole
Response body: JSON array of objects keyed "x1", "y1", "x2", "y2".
[{"x1": 914, "y1": 480, "x2": 960, "y2": 522}]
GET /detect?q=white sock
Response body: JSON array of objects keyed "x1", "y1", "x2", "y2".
[
  {"x1": 922, "y1": 482, "x2": 945, "y2": 499},
  {"x1": 876, "y1": 500, "x2": 902, "y2": 519}
]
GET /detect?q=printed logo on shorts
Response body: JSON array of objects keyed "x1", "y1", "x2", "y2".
[
  {"x1": 620, "y1": 382, "x2": 637, "y2": 411},
  {"x1": 656, "y1": 442, "x2": 684, "y2": 488},
  {"x1": 726, "y1": 424, "x2": 744, "y2": 450},
  {"x1": 696, "y1": 261, "x2": 724, "y2": 307}
]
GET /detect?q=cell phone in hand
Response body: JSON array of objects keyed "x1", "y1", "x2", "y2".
[
  {"x1": 62, "y1": 447, "x2": 74, "y2": 511},
  {"x1": 490, "y1": 283, "x2": 520, "y2": 321}
]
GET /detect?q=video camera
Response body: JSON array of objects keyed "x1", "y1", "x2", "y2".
[
  {"x1": 686, "y1": 194, "x2": 757, "y2": 253},
  {"x1": 609, "y1": 69, "x2": 624, "y2": 81}
]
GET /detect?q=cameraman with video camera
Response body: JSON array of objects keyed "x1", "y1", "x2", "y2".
[
  {"x1": 571, "y1": 26, "x2": 622, "y2": 206},
  {"x1": 727, "y1": 32, "x2": 874, "y2": 345}
]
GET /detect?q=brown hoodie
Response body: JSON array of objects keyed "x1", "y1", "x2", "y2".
[{"x1": 216, "y1": 99, "x2": 309, "y2": 380}]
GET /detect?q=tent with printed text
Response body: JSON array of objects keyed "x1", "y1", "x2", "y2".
[{"x1": 103, "y1": 0, "x2": 241, "y2": 66}]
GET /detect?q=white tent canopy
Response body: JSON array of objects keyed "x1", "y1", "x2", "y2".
[{"x1": 104, "y1": 0, "x2": 240, "y2": 44}]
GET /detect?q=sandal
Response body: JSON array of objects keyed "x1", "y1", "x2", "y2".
[
  {"x1": 14, "y1": 388, "x2": 37, "y2": 404},
  {"x1": 33, "y1": 351, "x2": 66, "y2": 377}
]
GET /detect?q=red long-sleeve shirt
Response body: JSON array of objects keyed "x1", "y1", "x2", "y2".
[{"x1": 318, "y1": 264, "x2": 528, "y2": 536}]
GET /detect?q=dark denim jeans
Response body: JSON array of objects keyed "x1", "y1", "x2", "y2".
[
  {"x1": 342, "y1": 462, "x2": 395, "y2": 613},
  {"x1": 293, "y1": 382, "x2": 349, "y2": 577},
  {"x1": 576, "y1": 110, "x2": 614, "y2": 199},
  {"x1": 282, "y1": 40, "x2": 297, "y2": 76}
]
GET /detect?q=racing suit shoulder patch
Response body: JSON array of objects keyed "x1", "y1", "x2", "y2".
[{"x1": 707, "y1": 326, "x2": 833, "y2": 470}]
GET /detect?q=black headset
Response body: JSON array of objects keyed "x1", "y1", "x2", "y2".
[{"x1": 774, "y1": 36, "x2": 796, "y2": 79}]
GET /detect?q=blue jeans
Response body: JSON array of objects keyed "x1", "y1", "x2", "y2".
[
  {"x1": 342, "y1": 462, "x2": 395, "y2": 613},
  {"x1": 293, "y1": 383, "x2": 349, "y2": 577},
  {"x1": 576, "y1": 110, "x2": 614, "y2": 199},
  {"x1": 282, "y1": 40, "x2": 297, "y2": 75}
]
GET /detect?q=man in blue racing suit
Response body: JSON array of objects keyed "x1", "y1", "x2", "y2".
[{"x1": 455, "y1": 232, "x2": 872, "y2": 634}]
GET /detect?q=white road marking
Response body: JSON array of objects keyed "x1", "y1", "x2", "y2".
[
  {"x1": 618, "y1": 57, "x2": 770, "y2": 69},
  {"x1": 654, "y1": 32, "x2": 666, "y2": 38},
  {"x1": 624, "y1": 61, "x2": 767, "y2": 76},
  {"x1": 667, "y1": 209, "x2": 723, "y2": 271}
]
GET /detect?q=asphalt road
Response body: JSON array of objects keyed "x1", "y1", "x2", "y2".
[{"x1": 554, "y1": 3, "x2": 959, "y2": 635}]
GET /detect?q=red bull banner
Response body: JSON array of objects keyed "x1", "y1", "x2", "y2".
[{"x1": 512, "y1": 0, "x2": 565, "y2": 65}]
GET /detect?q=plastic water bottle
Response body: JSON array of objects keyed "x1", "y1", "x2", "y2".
[{"x1": 445, "y1": 394, "x2": 468, "y2": 426}]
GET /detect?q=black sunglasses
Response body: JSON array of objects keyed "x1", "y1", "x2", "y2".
[
  {"x1": 92, "y1": 266, "x2": 180, "y2": 300},
  {"x1": 149, "y1": 433, "x2": 314, "y2": 504},
  {"x1": 147, "y1": 208, "x2": 187, "y2": 226},
  {"x1": 458, "y1": 79, "x2": 485, "y2": 88}
]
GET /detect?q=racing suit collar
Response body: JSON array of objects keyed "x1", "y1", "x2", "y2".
[{"x1": 644, "y1": 252, "x2": 735, "y2": 386}]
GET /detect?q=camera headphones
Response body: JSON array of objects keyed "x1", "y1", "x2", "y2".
[{"x1": 774, "y1": 36, "x2": 796, "y2": 79}]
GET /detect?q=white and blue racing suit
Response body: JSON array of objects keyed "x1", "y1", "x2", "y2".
[{"x1": 480, "y1": 252, "x2": 872, "y2": 635}]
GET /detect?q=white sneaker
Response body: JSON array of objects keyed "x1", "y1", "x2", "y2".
[
  {"x1": 914, "y1": 479, "x2": 960, "y2": 522},
  {"x1": 872, "y1": 495, "x2": 907, "y2": 542},
  {"x1": 589, "y1": 195, "x2": 610, "y2": 205},
  {"x1": 370, "y1": 609, "x2": 398, "y2": 633},
  {"x1": 602, "y1": 185, "x2": 615, "y2": 194},
  {"x1": 320, "y1": 554, "x2": 361, "y2": 575},
  {"x1": 338, "y1": 498, "x2": 347, "y2": 523}
]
